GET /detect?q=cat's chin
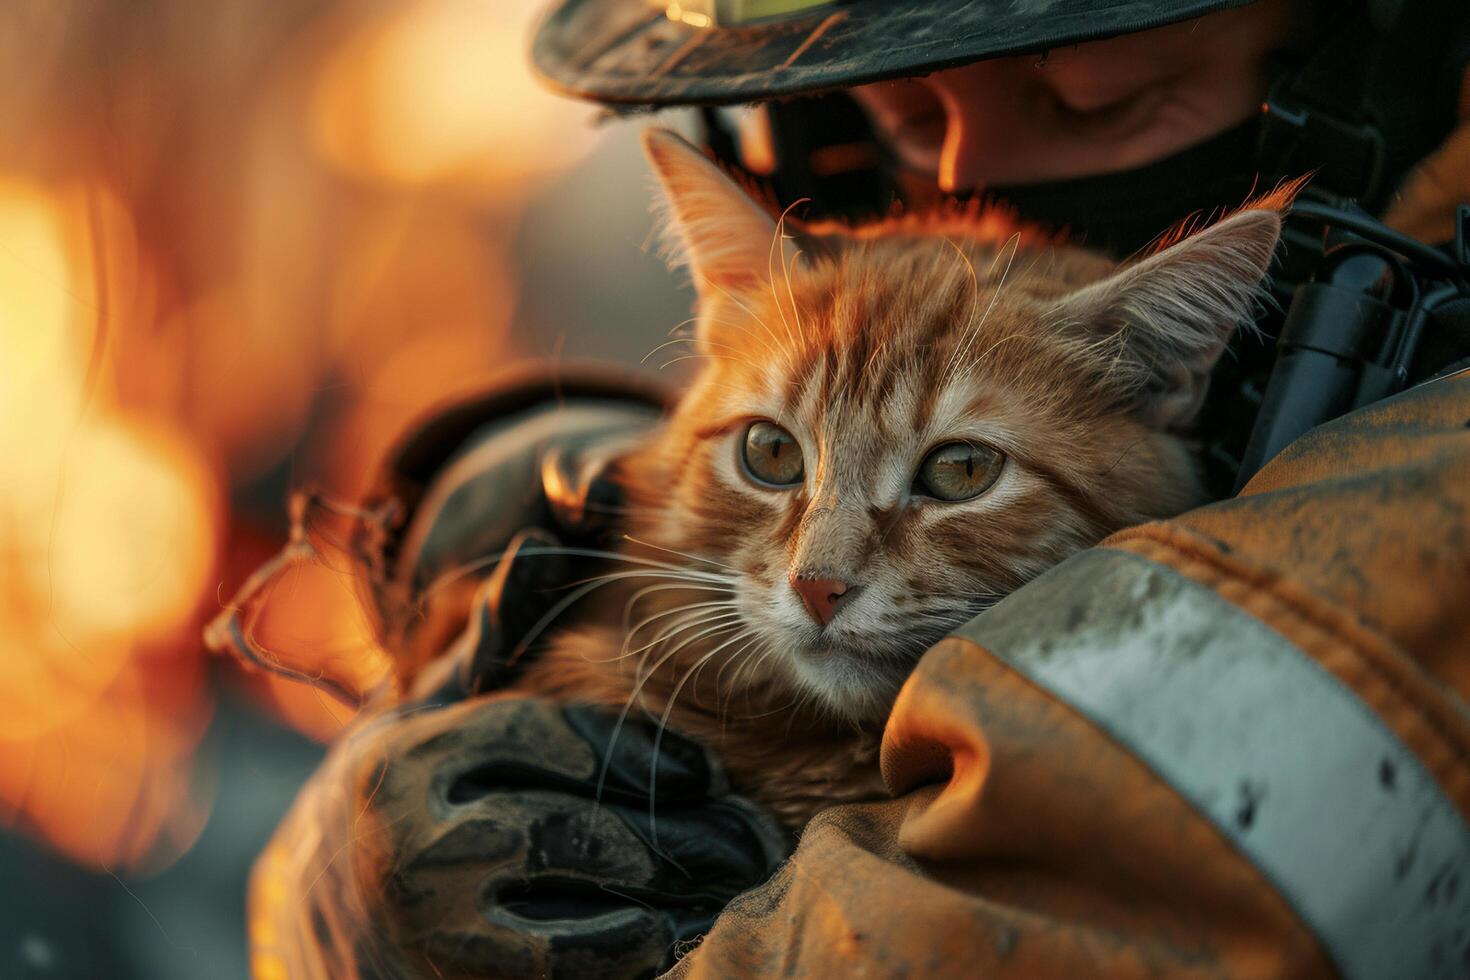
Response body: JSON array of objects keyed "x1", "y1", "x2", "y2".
[{"x1": 781, "y1": 640, "x2": 915, "y2": 724}]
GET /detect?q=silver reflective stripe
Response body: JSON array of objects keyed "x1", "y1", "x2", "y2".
[{"x1": 955, "y1": 549, "x2": 1470, "y2": 980}]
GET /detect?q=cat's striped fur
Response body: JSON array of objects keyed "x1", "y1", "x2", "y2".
[{"x1": 515, "y1": 130, "x2": 1288, "y2": 826}]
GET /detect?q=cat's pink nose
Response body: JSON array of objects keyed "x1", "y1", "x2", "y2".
[{"x1": 790, "y1": 574, "x2": 855, "y2": 627}]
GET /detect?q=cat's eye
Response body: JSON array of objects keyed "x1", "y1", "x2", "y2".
[
  {"x1": 916, "y1": 442, "x2": 1003, "y2": 501},
  {"x1": 741, "y1": 421, "x2": 804, "y2": 487}
]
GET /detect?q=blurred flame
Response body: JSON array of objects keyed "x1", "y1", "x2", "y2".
[
  {"x1": 0, "y1": 636, "x2": 213, "y2": 871},
  {"x1": 309, "y1": 0, "x2": 598, "y2": 191},
  {"x1": 33, "y1": 420, "x2": 217, "y2": 643},
  {"x1": 0, "y1": 178, "x2": 221, "y2": 869},
  {"x1": 0, "y1": 0, "x2": 610, "y2": 875},
  {"x1": 166, "y1": 288, "x2": 321, "y2": 483}
]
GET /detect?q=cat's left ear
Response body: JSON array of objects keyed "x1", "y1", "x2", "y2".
[
  {"x1": 643, "y1": 128, "x2": 794, "y2": 298},
  {"x1": 1056, "y1": 207, "x2": 1283, "y2": 429}
]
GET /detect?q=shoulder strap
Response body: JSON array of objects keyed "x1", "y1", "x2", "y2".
[{"x1": 1260, "y1": 0, "x2": 1470, "y2": 208}]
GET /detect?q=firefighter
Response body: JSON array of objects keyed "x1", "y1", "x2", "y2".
[{"x1": 242, "y1": 1, "x2": 1470, "y2": 977}]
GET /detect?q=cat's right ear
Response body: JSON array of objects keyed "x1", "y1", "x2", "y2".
[
  {"x1": 1052, "y1": 206, "x2": 1284, "y2": 430},
  {"x1": 643, "y1": 128, "x2": 793, "y2": 300}
]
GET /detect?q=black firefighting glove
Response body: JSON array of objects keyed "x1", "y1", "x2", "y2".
[
  {"x1": 248, "y1": 371, "x2": 792, "y2": 980},
  {"x1": 252, "y1": 696, "x2": 790, "y2": 979},
  {"x1": 372, "y1": 373, "x2": 669, "y2": 694}
]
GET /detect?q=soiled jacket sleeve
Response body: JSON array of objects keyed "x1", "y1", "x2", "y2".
[{"x1": 666, "y1": 372, "x2": 1470, "y2": 980}]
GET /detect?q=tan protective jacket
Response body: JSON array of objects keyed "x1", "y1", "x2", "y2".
[
  {"x1": 669, "y1": 371, "x2": 1470, "y2": 980},
  {"x1": 662, "y1": 79, "x2": 1470, "y2": 980},
  {"x1": 248, "y1": 100, "x2": 1470, "y2": 978}
]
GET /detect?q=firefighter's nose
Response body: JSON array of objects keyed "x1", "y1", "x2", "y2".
[{"x1": 790, "y1": 574, "x2": 856, "y2": 627}]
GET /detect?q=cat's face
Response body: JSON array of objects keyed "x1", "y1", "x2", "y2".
[{"x1": 620, "y1": 130, "x2": 1284, "y2": 722}]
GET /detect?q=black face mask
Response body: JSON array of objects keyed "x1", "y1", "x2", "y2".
[
  {"x1": 977, "y1": 119, "x2": 1266, "y2": 258},
  {"x1": 747, "y1": 97, "x2": 1268, "y2": 259}
]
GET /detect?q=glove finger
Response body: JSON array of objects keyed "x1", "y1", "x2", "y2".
[
  {"x1": 407, "y1": 530, "x2": 567, "y2": 703},
  {"x1": 560, "y1": 703, "x2": 719, "y2": 803},
  {"x1": 488, "y1": 795, "x2": 786, "y2": 955},
  {"x1": 540, "y1": 428, "x2": 647, "y2": 540},
  {"x1": 468, "y1": 526, "x2": 567, "y2": 689},
  {"x1": 599, "y1": 798, "x2": 790, "y2": 898},
  {"x1": 429, "y1": 792, "x2": 683, "y2": 977},
  {"x1": 486, "y1": 527, "x2": 569, "y2": 644},
  {"x1": 505, "y1": 907, "x2": 675, "y2": 980},
  {"x1": 391, "y1": 701, "x2": 784, "y2": 898}
]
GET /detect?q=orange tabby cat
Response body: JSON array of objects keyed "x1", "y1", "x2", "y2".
[{"x1": 515, "y1": 129, "x2": 1287, "y2": 827}]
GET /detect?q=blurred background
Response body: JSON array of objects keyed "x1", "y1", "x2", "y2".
[{"x1": 0, "y1": 1, "x2": 695, "y2": 975}]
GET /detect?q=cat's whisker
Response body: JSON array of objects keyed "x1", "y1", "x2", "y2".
[
  {"x1": 727, "y1": 635, "x2": 780, "y2": 708},
  {"x1": 413, "y1": 545, "x2": 706, "y2": 621},
  {"x1": 659, "y1": 353, "x2": 731, "y2": 371},
  {"x1": 702, "y1": 278, "x2": 787, "y2": 363},
  {"x1": 736, "y1": 645, "x2": 781, "y2": 720},
  {"x1": 682, "y1": 627, "x2": 758, "y2": 714},
  {"x1": 583, "y1": 612, "x2": 740, "y2": 874},
  {"x1": 416, "y1": 548, "x2": 521, "y2": 603},
  {"x1": 652, "y1": 335, "x2": 751, "y2": 359},
  {"x1": 745, "y1": 643, "x2": 781, "y2": 694},
  {"x1": 782, "y1": 243, "x2": 809, "y2": 342},
  {"x1": 661, "y1": 311, "x2": 769, "y2": 348},
  {"x1": 507, "y1": 556, "x2": 732, "y2": 663},
  {"x1": 511, "y1": 545, "x2": 693, "y2": 573},
  {"x1": 623, "y1": 604, "x2": 741, "y2": 658},
  {"x1": 627, "y1": 604, "x2": 741, "y2": 673},
  {"x1": 712, "y1": 632, "x2": 762, "y2": 726},
  {"x1": 688, "y1": 632, "x2": 738, "y2": 701},
  {"x1": 944, "y1": 231, "x2": 1023, "y2": 389},
  {"x1": 662, "y1": 314, "x2": 703, "y2": 338},
  {"x1": 937, "y1": 231, "x2": 1011, "y2": 386},
  {"x1": 944, "y1": 236, "x2": 982, "y2": 364},
  {"x1": 646, "y1": 626, "x2": 755, "y2": 842},
  {"x1": 514, "y1": 545, "x2": 737, "y2": 582},
  {"x1": 967, "y1": 330, "x2": 1032, "y2": 368},
  {"x1": 742, "y1": 668, "x2": 807, "y2": 720},
  {"x1": 766, "y1": 207, "x2": 804, "y2": 349},
  {"x1": 565, "y1": 563, "x2": 735, "y2": 586},
  {"x1": 593, "y1": 609, "x2": 742, "y2": 666},
  {"x1": 617, "y1": 578, "x2": 735, "y2": 640},
  {"x1": 626, "y1": 612, "x2": 703, "y2": 673},
  {"x1": 620, "y1": 581, "x2": 735, "y2": 632},
  {"x1": 590, "y1": 612, "x2": 743, "y2": 822},
  {"x1": 507, "y1": 576, "x2": 626, "y2": 664},
  {"x1": 633, "y1": 615, "x2": 740, "y2": 692},
  {"x1": 621, "y1": 535, "x2": 740, "y2": 574},
  {"x1": 696, "y1": 320, "x2": 780, "y2": 364},
  {"x1": 859, "y1": 331, "x2": 889, "y2": 383}
]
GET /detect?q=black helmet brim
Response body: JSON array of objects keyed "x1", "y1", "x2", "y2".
[{"x1": 531, "y1": 0, "x2": 1250, "y2": 109}]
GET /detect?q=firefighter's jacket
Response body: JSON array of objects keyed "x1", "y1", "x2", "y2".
[
  {"x1": 666, "y1": 370, "x2": 1470, "y2": 980},
  {"x1": 248, "y1": 101, "x2": 1470, "y2": 977},
  {"x1": 664, "y1": 86, "x2": 1470, "y2": 980}
]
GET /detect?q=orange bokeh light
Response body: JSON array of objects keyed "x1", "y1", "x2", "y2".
[
  {"x1": 0, "y1": 178, "x2": 221, "y2": 870},
  {"x1": 28, "y1": 419, "x2": 219, "y2": 644},
  {"x1": 309, "y1": 0, "x2": 599, "y2": 192},
  {"x1": 0, "y1": 634, "x2": 213, "y2": 872},
  {"x1": 0, "y1": 0, "x2": 606, "y2": 877}
]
